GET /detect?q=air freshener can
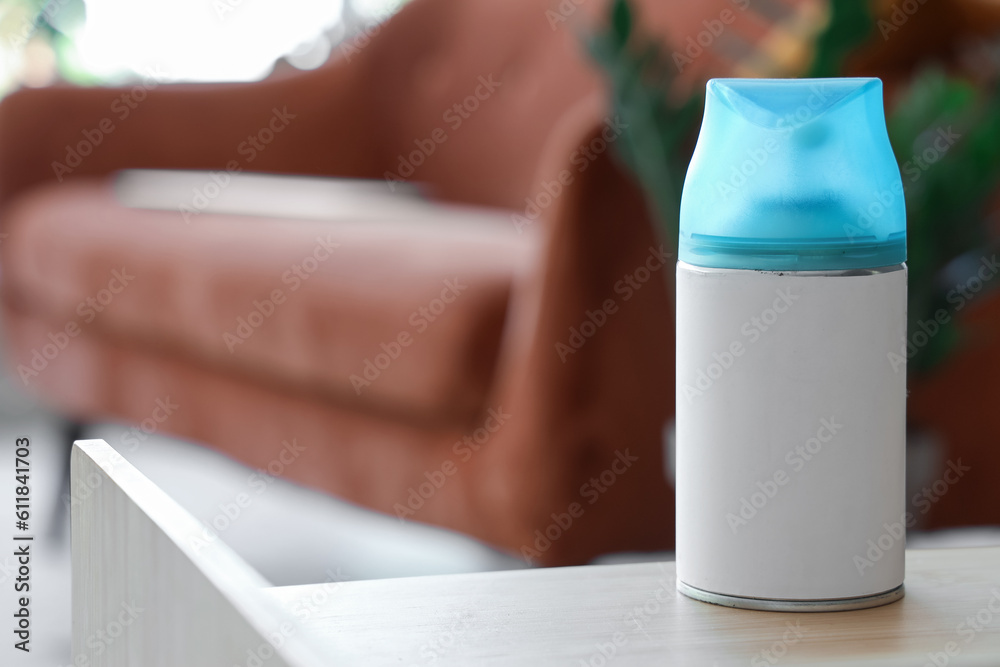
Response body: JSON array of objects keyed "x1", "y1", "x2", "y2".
[{"x1": 675, "y1": 78, "x2": 907, "y2": 611}]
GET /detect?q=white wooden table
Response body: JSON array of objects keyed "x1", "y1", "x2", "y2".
[{"x1": 72, "y1": 439, "x2": 1000, "y2": 666}]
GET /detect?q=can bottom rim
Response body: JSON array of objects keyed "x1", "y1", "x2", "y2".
[{"x1": 676, "y1": 581, "x2": 905, "y2": 612}]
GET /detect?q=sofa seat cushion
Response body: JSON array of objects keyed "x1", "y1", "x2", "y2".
[{"x1": 2, "y1": 177, "x2": 532, "y2": 423}]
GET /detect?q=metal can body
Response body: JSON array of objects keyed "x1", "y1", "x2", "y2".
[{"x1": 675, "y1": 261, "x2": 907, "y2": 611}]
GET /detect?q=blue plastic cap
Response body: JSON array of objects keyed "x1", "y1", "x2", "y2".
[{"x1": 679, "y1": 78, "x2": 907, "y2": 270}]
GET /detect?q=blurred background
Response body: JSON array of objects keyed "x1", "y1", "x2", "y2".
[
  {"x1": 4, "y1": 0, "x2": 1000, "y2": 664},
  {"x1": 0, "y1": 0, "x2": 407, "y2": 88},
  {"x1": 0, "y1": 2, "x2": 521, "y2": 665}
]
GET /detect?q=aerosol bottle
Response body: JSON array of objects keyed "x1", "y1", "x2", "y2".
[{"x1": 675, "y1": 78, "x2": 907, "y2": 611}]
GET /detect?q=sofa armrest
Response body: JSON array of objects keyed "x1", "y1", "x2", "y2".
[{"x1": 0, "y1": 59, "x2": 379, "y2": 210}]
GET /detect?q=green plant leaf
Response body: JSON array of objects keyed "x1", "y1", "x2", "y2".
[
  {"x1": 610, "y1": 0, "x2": 632, "y2": 50},
  {"x1": 807, "y1": 0, "x2": 874, "y2": 78}
]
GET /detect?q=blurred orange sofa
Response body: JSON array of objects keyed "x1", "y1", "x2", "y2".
[
  {"x1": 4, "y1": 0, "x2": 999, "y2": 567},
  {"x1": 0, "y1": 0, "x2": 690, "y2": 565}
]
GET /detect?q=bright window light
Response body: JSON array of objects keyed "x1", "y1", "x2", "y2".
[
  {"x1": 77, "y1": 0, "x2": 346, "y2": 82},
  {"x1": 352, "y1": 0, "x2": 404, "y2": 20}
]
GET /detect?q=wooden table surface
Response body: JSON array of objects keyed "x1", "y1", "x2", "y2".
[
  {"x1": 72, "y1": 440, "x2": 1000, "y2": 666},
  {"x1": 266, "y1": 546, "x2": 1000, "y2": 666}
]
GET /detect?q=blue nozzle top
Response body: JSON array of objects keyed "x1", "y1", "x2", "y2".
[{"x1": 679, "y1": 78, "x2": 906, "y2": 271}]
